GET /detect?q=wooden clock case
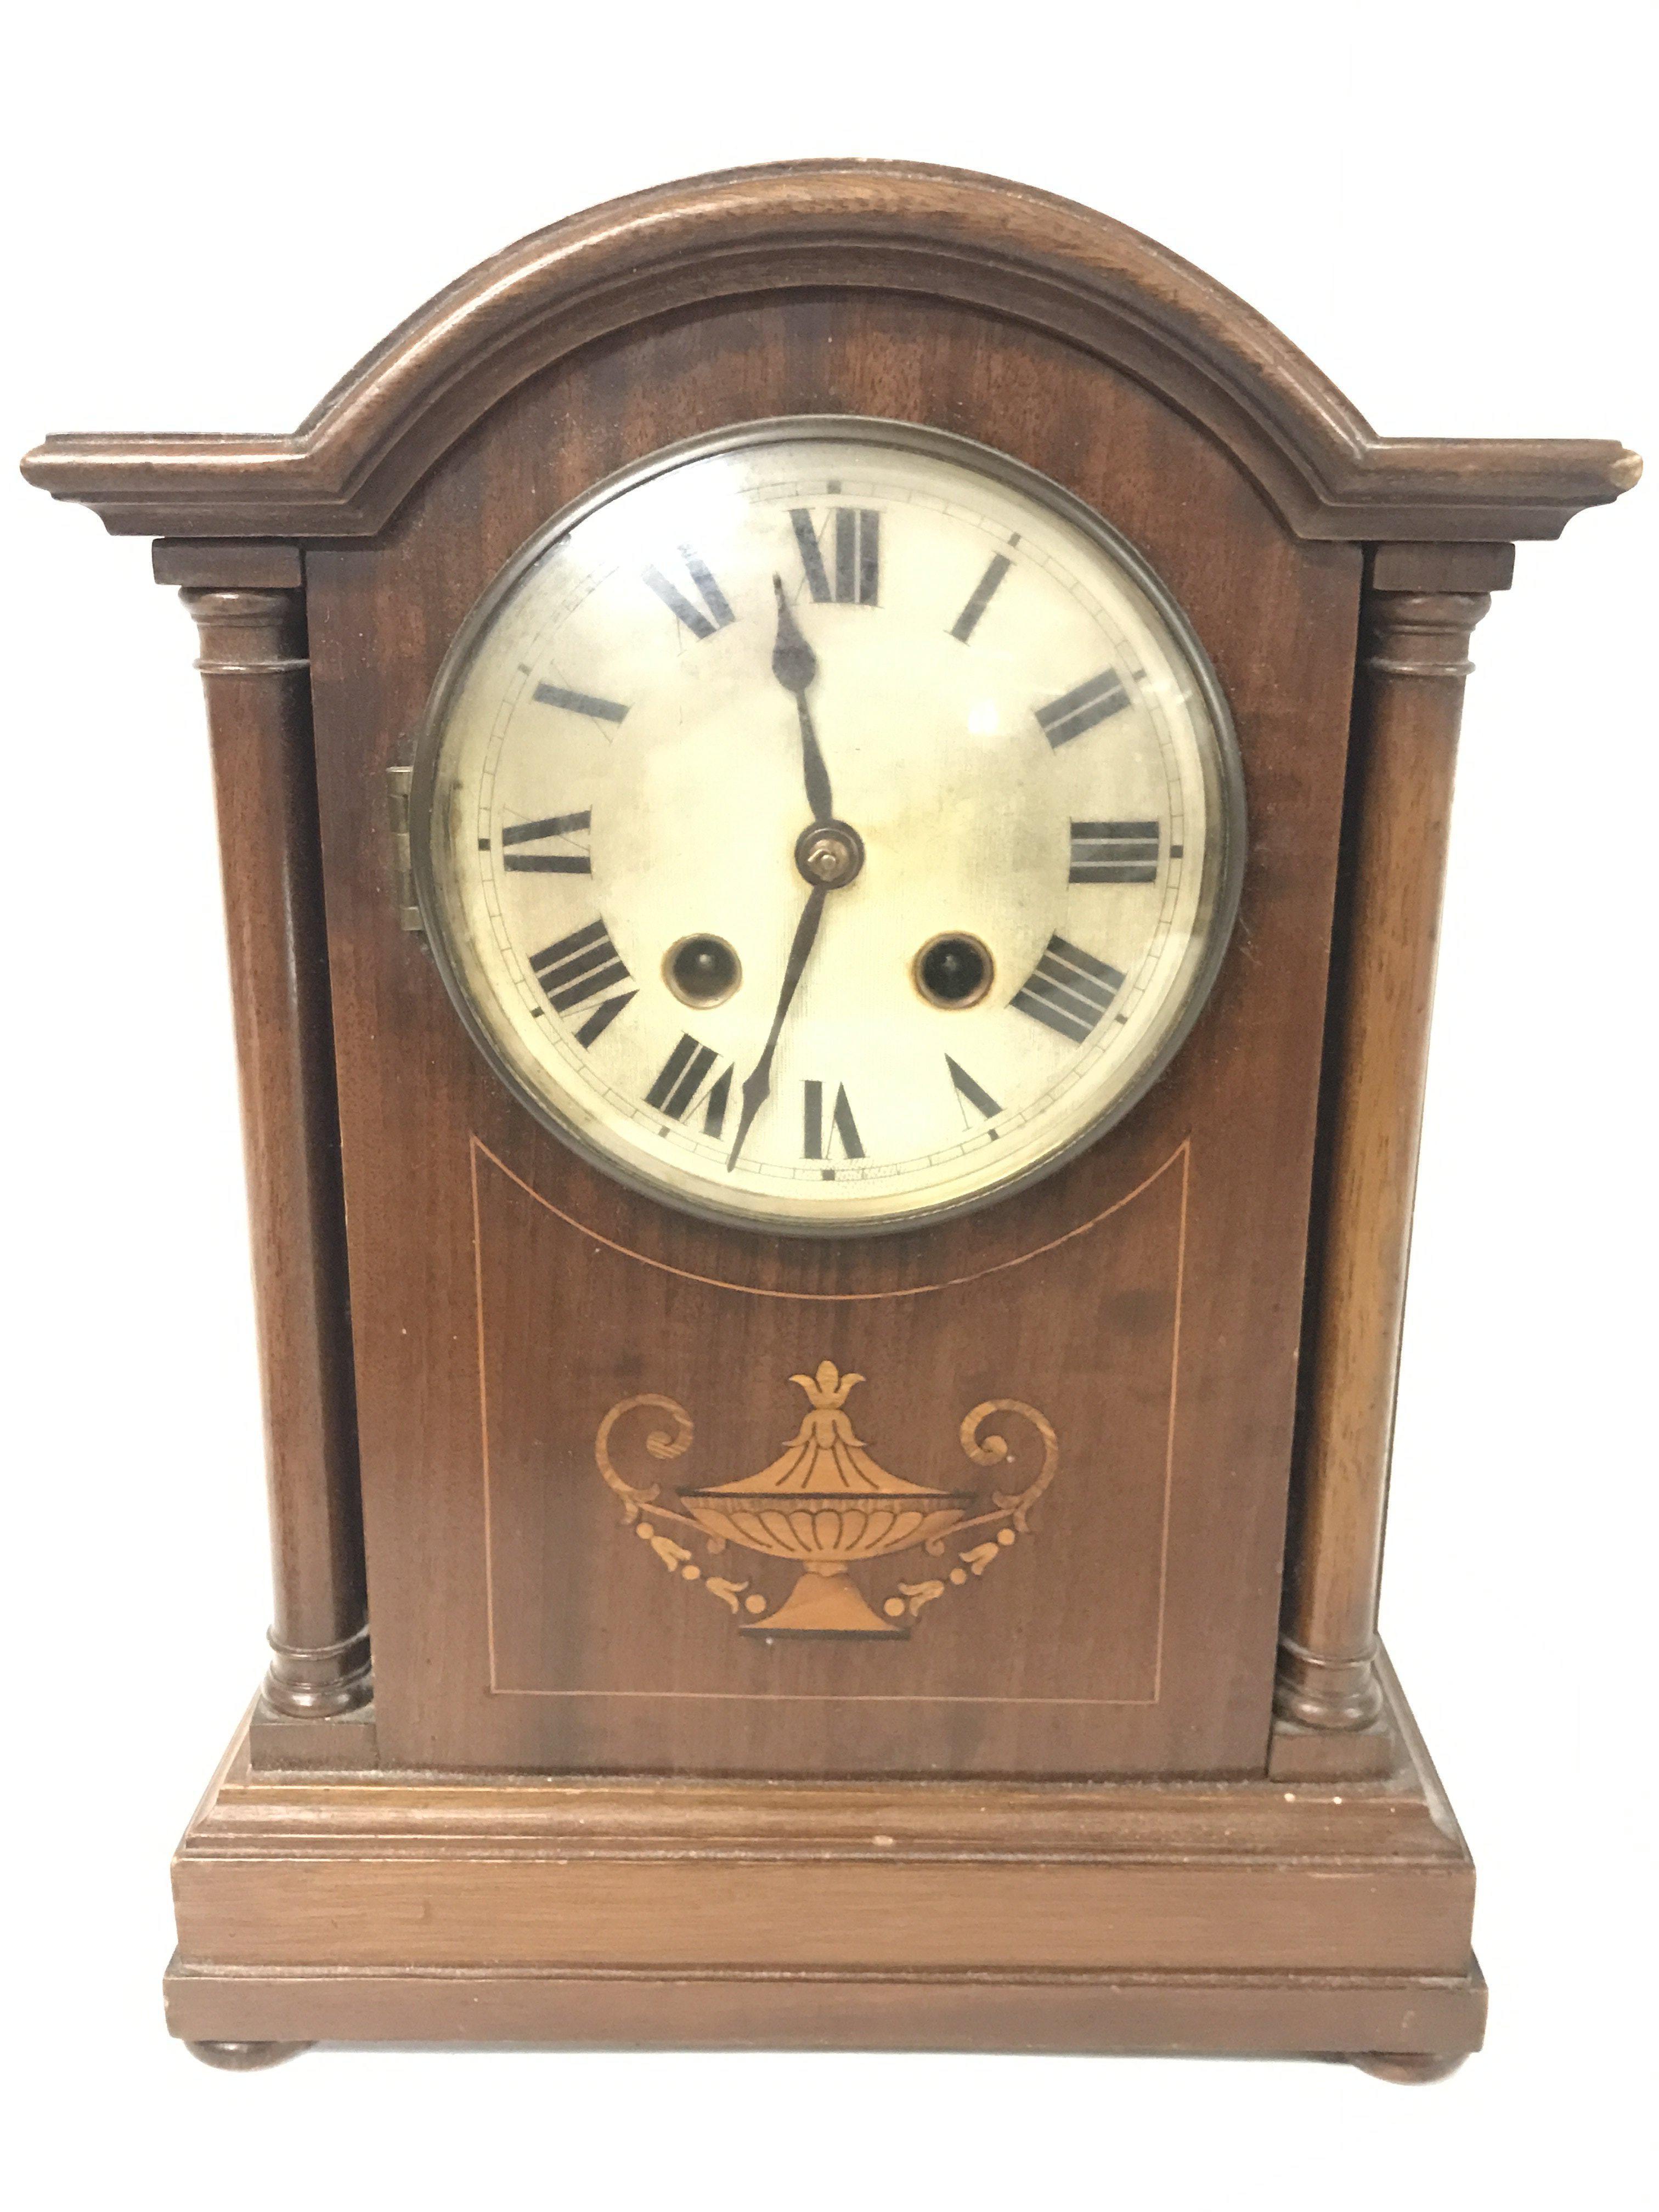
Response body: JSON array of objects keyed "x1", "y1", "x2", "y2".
[{"x1": 23, "y1": 161, "x2": 1638, "y2": 2074}]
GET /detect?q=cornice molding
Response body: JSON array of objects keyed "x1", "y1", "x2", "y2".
[{"x1": 20, "y1": 160, "x2": 1640, "y2": 543}]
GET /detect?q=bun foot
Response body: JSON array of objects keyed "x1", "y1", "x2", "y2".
[
  {"x1": 1348, "y1": 2050, "x2": 1469, "y2": 2084},
  {"x1": 184, "y1": 2039, "x2": 313, "y2": 2072}
]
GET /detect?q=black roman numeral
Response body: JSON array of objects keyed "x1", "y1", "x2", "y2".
[
  {"x1": 641, "y1": 544, "x2": 736, "y2": 640},
  {"x1": 950, "y1": 552, "x2": 1012, "y2": 642},
  {"x1": 1069, "y1": 819, "x2": 1160, "y2": 884},
  {"x1": 1036, "y1": 669, "x2": 1131, "y2": 748},
  {"x1": 946, "y1": 1056, "x2": 1002, "y2": 1122},
  {"x1": 499, "y1": 810, "x2": 592, "y2": 873},
  {"x1": 646, "y1": 1034, "x2": 732, "y2": 1136},
  {"x1": 790, "y1": 507, "x2": 880, "y2": 605},
  {"x1": 803, "y1": 1080, "x2": 865, "y2": 1160},
  {"x1": 528, "y1": 918, "x2": 635, "y2": 1045},
  {"x1": 1010, "y1": 935, "x2": 1125, "y2": 1043},
  {"x1": 532, "y1": 682, "x2": 629, "y2": 724}
]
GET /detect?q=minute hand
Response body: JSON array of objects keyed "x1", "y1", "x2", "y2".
[
  {"x1": 725, "y1": 884, "x2": 826, "y2": 1174},
  {"x1": 771, "y1": 574, "x2": 833, "y2": 822}
]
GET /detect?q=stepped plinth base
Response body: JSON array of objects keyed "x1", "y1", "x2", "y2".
[{"x1": 165, "y1": 1650, "x2": 1484, "y2": 2072}]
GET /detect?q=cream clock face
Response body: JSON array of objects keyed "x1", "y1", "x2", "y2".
[{"x1": 412, "y1": 419, "x2": 1243, "y2": 1234}]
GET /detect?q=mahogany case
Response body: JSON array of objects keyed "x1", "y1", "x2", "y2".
[{"x1": 22, "y1": 161, "x2": 1638, "y2": 2068}]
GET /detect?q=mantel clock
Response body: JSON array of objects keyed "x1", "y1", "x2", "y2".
[{"x1": 24, "y1": 162, "x2": 1638, "y2": 2076}]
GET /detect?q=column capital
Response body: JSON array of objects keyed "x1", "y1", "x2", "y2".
[
  {"x1": 1361, "y1": 589, "x2": 1493, "y2": 682},
  {"x1": 180, "y1": 584, "x2": 308, "y2": 675}
]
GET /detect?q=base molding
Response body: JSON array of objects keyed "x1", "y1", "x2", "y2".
[
  {"x1": 166, "y1": 1649, "x2": 1483, "y2": 2066},
  {"x1": 165, "y1": 1960, "x2": 1486, "y2": 2058}
]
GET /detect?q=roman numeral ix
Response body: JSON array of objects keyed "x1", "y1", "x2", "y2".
[
  {"x1": 804, "y1": 1080, "x2": 865, "y2": 1161},
  {"x1": 641, "y1": 544, "x2": 736, "y2": 640},
  {"x1": 499, "y1": 810, "x2": 592, "y2": 873},
  {"x1": 1010, "y1": 935, "x2": 1125, "y2": 1043},
  {"x1": 646, "y1": 1034, "x2": 732, "y2": 1137},
  {"x1": 1069, "y1": 819, "x2": 1161, "y2": 884},
  {"x1": 528, "y1": 918, "x2": 635, "y2": 1046},
  {"x1": 791, "y1": 507, "x2": 880, "y2": 606},
  {"x1": 1036, "y1": 668, "x2": 1131, "y2": 748}
]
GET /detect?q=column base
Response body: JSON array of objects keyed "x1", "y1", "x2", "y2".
[
  {"x1": 261, "y1": 1624, "x2": 372, "y2": 1718},
  {"x1": 1274, "y1": 1638, "x2": 1384, "y2": 1730}
]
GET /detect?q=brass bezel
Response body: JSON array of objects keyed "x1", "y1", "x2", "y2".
[{"x1": 409, "y1": 415, "x2": 1247, "y2": 1239}]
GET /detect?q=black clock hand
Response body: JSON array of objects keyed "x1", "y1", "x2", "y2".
[
  {"x1": 726, "y1": 883, "x2": 827, "y2": 1173},
  {"x1": 728, "y1": 582, "x2": 857, "y2": 1173},
  {"x1": 772, "y1": 573, "x2": 833, "y2": 823}
]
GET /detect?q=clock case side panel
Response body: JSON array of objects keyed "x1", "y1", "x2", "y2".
[{"x1": 303, "y1": 287, "x2": 1361, "y2": 1779}]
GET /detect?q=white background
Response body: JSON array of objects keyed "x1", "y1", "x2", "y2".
[{"x1": 4, "y1": 3, "x2": 1653, "y2": 2204}]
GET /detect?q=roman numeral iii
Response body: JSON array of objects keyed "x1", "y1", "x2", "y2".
[
  {"x1": 641, "y1": 544, "x2": 736, "y2": 640},
  {"x1": 1010, "y1": 935, "x2": 1125, "y2": 1042},
  {"x1": 499, "y1": 810, "x2": 592, "y2": 873},
  {"x1": 1069, "y1": 820, "x2": 1161, "y2": 884},
  {"x1": 803, "y1": 1080, "x2": 865, "y2": 1160},
  {"x1": 646, "y1": 1034, "x2": 732, "y2": 1137},
  {"x1": 1036, "y1": 668, "x2": 1130, "y2": 748},
  {"x1": 528, "y1": 918, "x2": 635, "y2": 1046},
  {"x1": 790, "y1": 507, "x2": 880, "y2": 605}
]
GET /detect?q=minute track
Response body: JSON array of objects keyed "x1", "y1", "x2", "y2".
[{"x1": 420, "y1": 420, "x2": 1240, "y2": 1232}]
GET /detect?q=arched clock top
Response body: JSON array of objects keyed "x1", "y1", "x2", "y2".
[{"x1": 19, "y1": 159, "x2": 1638, "y2": 544}]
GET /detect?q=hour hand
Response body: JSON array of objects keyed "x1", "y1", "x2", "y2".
[
  {"x1": 771, "y1": 574, "x2": 833, "y2": 823},
  {"x1": 771, "y1": 572, "x2": 817, "y2": 694}
]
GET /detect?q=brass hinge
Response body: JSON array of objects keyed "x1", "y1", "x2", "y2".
[{"x1": 385, "y1": 764, "x2": 426, "y2": 938}]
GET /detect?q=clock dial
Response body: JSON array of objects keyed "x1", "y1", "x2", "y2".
[{"x1": 413, "y1": 419, "x2": 1243, "y2": 1233}]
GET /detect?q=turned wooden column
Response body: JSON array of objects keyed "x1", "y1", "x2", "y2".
[
  {"x1": 181, "y1": 584, "x2": 370, "y2": 1716},
  {"x1": 1277, "y1": 567, "x2": 1500, "y2": 1729}
]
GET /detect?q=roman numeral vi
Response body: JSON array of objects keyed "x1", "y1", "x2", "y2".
[{"x1": 803, "y1": 1080, "x2": 865, "y2": 1161}]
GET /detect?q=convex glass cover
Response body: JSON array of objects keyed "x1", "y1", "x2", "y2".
[{"x1": 413, "y1": 419, "x2": 1244, "y2": 1232}]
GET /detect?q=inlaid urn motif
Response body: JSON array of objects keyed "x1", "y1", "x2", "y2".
[{"x1": 594, "y1": 1360, "x2": 1059, "y2": 1638}]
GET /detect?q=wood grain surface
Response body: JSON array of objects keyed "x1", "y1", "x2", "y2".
[
  {"x1": 27, "y1": 157, "x2": 1631, "y2": 2053},
  {"x1": 163, "y1": 1963, "x2": 1488, "y2": 2059},
  {"x1": 183, "y1": 588, "x2": 369, "y2": 1717},
  {"x1": 1279, "y1": 585, "x2": 1494, "y2": 1729},
  {"x1": 302, "y1": 287, "x2": 1358, "y2": 1774},
  {"x1": 163, "y1": 1655, "x2": 1482, "y2": 2057},
  {"x1": 22, "y1": 161, "x2": 1635, "y2": 543}
]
